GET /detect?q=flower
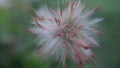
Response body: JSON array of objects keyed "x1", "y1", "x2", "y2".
[{"x1": 29, "y1": 0, "x2": 103, "y2": 68}]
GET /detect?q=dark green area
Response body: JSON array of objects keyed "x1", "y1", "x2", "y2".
[{"x1": 0, "y1": 0, "x2": 120, "y2": 68}]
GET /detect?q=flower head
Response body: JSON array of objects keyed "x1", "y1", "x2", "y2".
[{"x1": 29, "y1": 0, "x2": 103, "y2": 68}]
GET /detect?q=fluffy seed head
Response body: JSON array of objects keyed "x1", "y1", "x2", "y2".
[{"x1": 29, "y1": 0, "x2": 103, "y2": 68}]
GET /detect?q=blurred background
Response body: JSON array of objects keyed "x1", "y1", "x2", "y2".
[{"x1": 0, "y1": 0, "x2": 120, "y2": 68}]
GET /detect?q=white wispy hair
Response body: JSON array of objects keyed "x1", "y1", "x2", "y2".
[{"x1": 29, "y1": 0, "x2": 103, "y2": 68}]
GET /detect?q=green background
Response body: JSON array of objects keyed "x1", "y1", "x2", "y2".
[{"x1": 0, "y1": 0, "x2": 120, "y2": 68}]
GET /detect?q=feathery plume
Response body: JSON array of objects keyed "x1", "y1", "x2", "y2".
[{"x1": 30, "y1": 0, "x2": 103, "y2": 68}]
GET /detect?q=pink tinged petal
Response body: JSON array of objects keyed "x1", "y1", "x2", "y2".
[
  {"x1": 39, "y1": 17, "x2": 53, "y2": 21},
  {"x1": 94, "y1": 6, "x2": 100, "y2": 11},
  {"x1": 81, "y1": 49, "x2": 95, "y2": 64},
  {"x1": 74, "y1": 47, "x2": 85, "y2": 68},
  {"x1": 86, "y1": 18, "x2": 103, "y2": 26},
  {"x1": 75, "y1": 40, "x2": 92, "y2": 49},
  {"x1": 84, "y1": 57, "x2": 89, "y2": 63},
  {"x1": 31, "y1": 15, "x2": 44, "y2": 22},
  {"x1": 84, "y1": 57, "x2": 94, "y2": 64},
  {"x1": 75, "y1": 49, "x2": 82, "y2": 60},
  {"x1": 84, "y1": 6, "x2": 100, "y2": 19},
  {"x1": 77, "y1": 59, "x2": 85, "y2": 68},
  {"x1": 89, "y1": 55, "x2": 96, "y2": 64},
  {"x1": 60, "y1": 54, "x2": 66, "y2": 68},
  {"x1": 86, "y1": 35, "x2": 101, "y2": 47},
  {"x1": 82, "y1": 5, "x2": 89, "y2": 12},
  {"x1": 30, "y1": 8, "x2": 44, "y2": 20},
  {"x1": 37, "y1": 16, "x2": 45, "y2": 21},
  {"x1": 55, "y1": 18, "x2": 61, "y2": 26},
  {"x1": 81, "y1": 49, "x2": 93, "y2": 58},
  {"x1": 47, "y1": 7, "x2": 57, "y2": 15},
  {"x1": 63, "y1": 56, "x2": 66, "y2": 68},
  {"x1": 71, "y1": 2, "x2": 75, "y2": 11},
  {"x1": 76, "y1": 26, "x2": 84, "y2": 29},
  {"x1": 88, "y1": 28, "x2": 102, "y2": 35},
  {"x1": 63, "y1": 24, "x2": 69, "y2": 28},
  {"x1": 38, "y1": 17, "x2": 52, "y2": 21},
  {"x1": 30, "y1": 10, "x2": 48, "y2": 21},
  {"x1": 40, "y1": 52, "x2": 50, "y2": 64},
  {"x1": 28, "y1": 29, "x2": 38, "y2": 34},
  {"x1": 74, "y1": 0, "x2": 84, "y2": 12},
  {"x1": 77, "y1": 0, "x2": 84, "y2": 6},
  {"x1": 56, "y1": 32, "x2": 64, "y2": 37},
  {"x1": 65, "y1": 2, "x2": 68, "y2": 12},
  {"x1": 33, "y1": 15, "x2": 53, "y2": 21},
  {"x1": 31, "y1": 13, "x2": 53, "y2": 21},
  {"x1": 73, "y1": 25, "x2": 84, "y2": 32},
  {"x1": 36, "y1": 46, "x2": 45, "y2": 55},
  {"x1": 40, "y1": 39, "x2": 59, "y2": 63},
  {"x1": 74, "y1": 5, "x2": 89, "y2": 18},
  {"x1": 69, "y1": 32, "x2": 76, "y2": 37},
  {"x1": 60, "y1": 8, "x2": 63, "y2": 17},
  {"x1": 57, "y1": 19, "x2": 61, "y2": 26},
  {"x1": 34, "y1": 20, "x2": 48, "y2": 30}
]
